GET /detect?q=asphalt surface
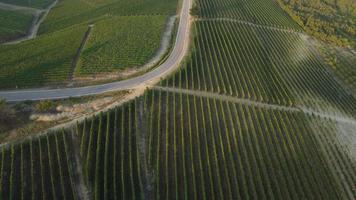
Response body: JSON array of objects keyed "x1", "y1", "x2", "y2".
[{"x1": 0, "y1": 0, "x2": 192, "y2": 101}]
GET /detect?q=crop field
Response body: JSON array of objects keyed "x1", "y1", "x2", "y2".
[
  {"x1": 0, "y1": 131, "x2": 80, "y2": 199},
  {"x1": 76, "y1": 15, "x2": 168, "y2": 75},
  {"x1": 0, "y1": 0, "x2": 54, "y2": 8},
  {"x1": 1, "y1": 0, "x2": 355, "y2": 199},
  {"x1": 0, "y1": 24, "x2": 88, "y2": 88},
  {"x1": 0, "y1": 0, "x2": 178, "y2": 88},
  {"x1": 2, "y1": 89, "x2": 354, "y2": 199},
  {"x1": 194, "y1": 0, "x2": 301, "y2": 30},
  {"x1": 161, "y1": 20, "x2": 356, "y2": 117},
  {"x1": 0, "y1": 9, "x2": 33, "y2": 43},
  {"x1": 39, "y1": 0, "x2": 178, "y2": 34}
]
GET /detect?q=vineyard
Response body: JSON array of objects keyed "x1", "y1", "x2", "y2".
[
  {"x1": 0, "y1": 0, "x2": 178, "y2": 88},
  {"x1": 0, "y1": 0, "x2": 53, "y2": 8},
  {"x1": 0, "y1": 131, "x2": 81, "y2": 199},
  {"x1": 161, "y1": 20, "x2": 356, "y2": 117},
  {"x1": 0, "y1": 0, "x2": 355, "y2": 199},
  {"x1": 0, "y1": 9, "x2": 33, "y2": 43},
  {"x1": 0, "y1": 24, "x2": 88, "y2": 88},
  {"x1": 1, "y1": 89, "x2": 354, "y2": 199},
  {"x1": 76, "y1": 15, "x2": 169, "y2": 75},
  {"x1": 39, "y1": 0, "x2": 177, "y2": 34},
  {"x1": 193, "y1": 0, "x2": 301, "y2": 30}
]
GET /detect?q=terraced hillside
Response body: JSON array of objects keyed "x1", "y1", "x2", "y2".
[
  {"x1": 0, "y1": 0, "x2": 178, "y2": 89},
  {"x1": 0, "y1": 0, "x2": 355, "y2": 199}
]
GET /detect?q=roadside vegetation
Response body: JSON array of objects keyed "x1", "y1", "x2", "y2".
[{"x1": 0, "y1": 9, "x2": 33, "y2": 42}]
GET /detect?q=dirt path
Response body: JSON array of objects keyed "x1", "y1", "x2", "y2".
[
  {"x1": 196, "y1": 17, "x2": 303, "y2": 35},
  {"x1": 69, "y1": 130, "x2": 91, "y2": 200},
  {"x1": 69, "y1": 25, "x2": 94, "y2": 81},
  {"x1": 136, "y1": 98, "x2": 155, "y2": 199},
  {"x1": 154, "y1": 86, "x2": 356, "y2": 125},
  {"x1": 3, "y1": 0, "x2": 58, "y2": 45}
]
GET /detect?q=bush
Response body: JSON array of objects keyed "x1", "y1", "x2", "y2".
[
  {"x1": 36, "y1": 100, "x2": 56, "y2": 113},
  {"x1": 0, "y1": 98, "x2": 16, "y2": 124}
]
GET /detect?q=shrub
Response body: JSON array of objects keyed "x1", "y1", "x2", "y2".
[{"x1": 35, "y1": 100, "x2": 55, "y2": 113}]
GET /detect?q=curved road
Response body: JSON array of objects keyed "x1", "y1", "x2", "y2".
[{"x1": 0, "y1": 0, "x2": 192, "y2": 101}]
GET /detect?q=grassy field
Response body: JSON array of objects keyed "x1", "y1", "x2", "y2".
[
  {"x1": 0, "y1": 9, "x2": 33, "y2": 43},
  {"x1": 0, "y1": 0, "x2": 54, "y2": 8},
  {"x1": 0, "y1": 0, "x2": 178, "y2": 88},
  {"x1": 76, "y1": 15, "x2": 168, "y2": 75}
]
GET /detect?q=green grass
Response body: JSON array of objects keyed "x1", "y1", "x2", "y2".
[
  {"x1": 0, "y1": 9, "x2": 33, "y2": 42},
  {"x1": 0, "y1": 0, "x2": 54, "y2": 8},
  {"x1": 0, "y1": 24, "x2": 87, "y2": 88},
  {"x1": 76, "y1": 15, "x2": 168, "y2": 75}
]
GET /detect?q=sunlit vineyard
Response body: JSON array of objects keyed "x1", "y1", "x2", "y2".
[
  {"x1": 73, "y1": 90, "x2": 355, "y2": 199},
  {"x1": 161, "y1": 20, "x2": 356, "y2": 117},
  {"x1": 194, "y1": 0, "x2": 300, "y2": 29},
  {"x1": 0, "y1": 0, "x2": 355, "y2": 199}
]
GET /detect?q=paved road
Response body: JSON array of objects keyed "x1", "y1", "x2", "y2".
[{"x1": 0, "y1": 0, "x2": 192, "y2": 101}]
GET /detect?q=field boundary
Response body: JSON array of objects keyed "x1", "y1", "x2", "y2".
[
  {"x1": 195, "y1": 17, "x2": 303, "y2": 35},
  {"x1": 153, "y1": 86, "x2": 356, "y2": 125},
  {"x1": 69, "y1": 24, "x2": 94, "y2": 81}
]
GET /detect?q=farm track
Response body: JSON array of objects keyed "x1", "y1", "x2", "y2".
[
  {"x1": 69, "y1": 25, "x2": 94, "y2": 81},
  {"x1": 154, "y1": 86, "x2": 356, "y2": 125},
  {"x1": 195, "y1": 17, "x2": 303, "y2": 35},
  {"x1": 0, "y1": 0, "x2": 192, "y2": 101},
  {"x1": 3, "y1": 0, "x2": 58, "y2": 45}
]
